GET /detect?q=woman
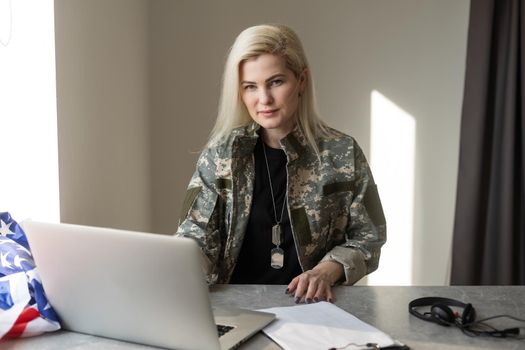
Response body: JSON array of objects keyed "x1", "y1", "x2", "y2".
[{"x1": 177, "y1": 24, "x2": 386, "y2": 303}]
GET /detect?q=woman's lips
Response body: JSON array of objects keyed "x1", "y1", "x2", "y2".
[{"x1": 258, "y1": 109, "x2": 278, "y2": 116}]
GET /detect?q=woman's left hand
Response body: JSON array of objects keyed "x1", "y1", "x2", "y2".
[{"x1": 286, "y1": 260, "x2": 344, "y2": 303}]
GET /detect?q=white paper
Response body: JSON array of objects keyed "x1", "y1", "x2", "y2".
[{"x1": 259, "y1": 302, "x2": 396, "y2": 350}]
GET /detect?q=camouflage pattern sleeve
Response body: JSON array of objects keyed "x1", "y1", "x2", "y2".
[
  {"x1": 175, "y1": 146, "x2": 223, "y2": 284},
  {"x1": 320, "y1": 141, "x2": 387, "y2": 285}
]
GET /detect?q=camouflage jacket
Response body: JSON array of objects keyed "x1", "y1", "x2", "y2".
[{"x1": 176, "y1": 123, "x2": 386, "y2": 285}]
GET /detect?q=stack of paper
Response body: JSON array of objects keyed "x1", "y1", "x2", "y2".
[{"x1": 259, "y1": 302, "x2": 401, "y2": 350}]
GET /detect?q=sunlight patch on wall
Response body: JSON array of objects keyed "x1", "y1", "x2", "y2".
[
  {"x1": 367, "y1": 90, "x2": 415, "y2": 285},
  {"x1": 0, "y1": 0, "x2": 59, "y2": 222}
]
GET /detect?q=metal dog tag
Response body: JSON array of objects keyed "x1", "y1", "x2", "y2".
[
  {"x1": 270, "y1": 247, "x2": 284, "y2": 269},
  {"x1": 272, "y1": 224, "x2": 282, "y2": 246}
]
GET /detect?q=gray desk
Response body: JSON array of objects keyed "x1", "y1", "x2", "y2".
[{"x1": 2, "y1": 286, "x2": 524, "y2": 350}]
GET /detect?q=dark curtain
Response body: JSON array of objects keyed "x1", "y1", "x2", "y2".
[{"x1": 451, "y1": 0, "x2": 525, "y2": 285}]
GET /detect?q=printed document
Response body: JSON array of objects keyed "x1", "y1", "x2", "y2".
[{"x1": 259, "y1": 302, "x2": 398, "y2": 350}]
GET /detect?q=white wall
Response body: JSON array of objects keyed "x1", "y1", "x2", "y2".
[
  {"x1": 0, "y1": 0, "x2": 60, "y2": 223},
  {"x1": 55, "y1": 0, "x2": 151, "y2": 231},
  {"x1": 55, "y1": 0, "x2": 470, "y2": 285}
]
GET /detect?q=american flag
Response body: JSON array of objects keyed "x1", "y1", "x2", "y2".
[{"x1": 0, "y1": 212, "x2": 60, "y2": 339}]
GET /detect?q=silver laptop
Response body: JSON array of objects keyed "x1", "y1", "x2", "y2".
[{"x1": 22, "y1": 221, "x2": 275, "y2": 350}]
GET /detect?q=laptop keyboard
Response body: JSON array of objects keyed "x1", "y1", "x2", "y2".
[{"x1": 217, "y1": 324, "x2": 235, "y2": 337}]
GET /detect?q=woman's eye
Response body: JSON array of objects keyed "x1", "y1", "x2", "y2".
[
  {"x1": 243, "y1": 84, "x2": 256, "y2": 91},
  {"x1": 270, "y1": 79, "x2": 283, "y2": 87}
]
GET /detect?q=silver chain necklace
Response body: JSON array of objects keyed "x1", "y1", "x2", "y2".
[{"x1": 262, "y1": 140, "x2": 287, "y2": 269}]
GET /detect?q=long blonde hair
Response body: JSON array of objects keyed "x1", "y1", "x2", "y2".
[{"x1": 208, "y1": 24, "x2": 329, "y2": 152}]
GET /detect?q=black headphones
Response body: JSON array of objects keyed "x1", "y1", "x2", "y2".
[
  {"x1": 409, "y1": 297, "x2": 476, "y2": 326},
  {"x1": 409, "y1": 297, "x2": 524, "y2": 338}
]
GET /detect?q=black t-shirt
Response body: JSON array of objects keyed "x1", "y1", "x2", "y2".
[{"x1": 229, "y1": 137, "x2": 302, "y2": 284}]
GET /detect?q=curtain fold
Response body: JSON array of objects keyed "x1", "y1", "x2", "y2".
[{"x1": 451, "y1": 0, "x2": 525, "y2": 285}]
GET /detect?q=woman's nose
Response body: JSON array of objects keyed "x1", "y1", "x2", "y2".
[{"x1": 259, "y1": 88, "x2": 273, "y2": 105}]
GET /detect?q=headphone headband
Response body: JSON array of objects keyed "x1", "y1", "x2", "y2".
[{"x1": 409, "y1": 297, "x2": 469, "y2": 310}]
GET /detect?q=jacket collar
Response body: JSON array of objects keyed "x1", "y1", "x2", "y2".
[
  {"x1": 232, "y1": 122, "x2": 311, "y2": 162},
  {"x1": 280, "y1": 125, "x2": 309, "y2": 162}
]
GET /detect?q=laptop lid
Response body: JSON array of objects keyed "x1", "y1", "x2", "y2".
[{"x1": 22, "y1": 221, "x2": 273, "y2": 350}]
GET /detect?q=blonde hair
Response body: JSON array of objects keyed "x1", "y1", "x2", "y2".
[{"x1": 208, "y1": 24, "x2": 329, "y2": 152}]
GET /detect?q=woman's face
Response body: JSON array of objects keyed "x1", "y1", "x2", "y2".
[{"x1": 240, "y1": 54, "x2": 305, "y2": 136}]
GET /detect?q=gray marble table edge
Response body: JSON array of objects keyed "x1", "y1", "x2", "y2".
[{"x1": 2, "y1": 285, "x2": 524, "y2": 350}]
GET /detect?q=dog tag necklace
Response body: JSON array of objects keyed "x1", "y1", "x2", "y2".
[{"x1": 262, "y1": 141, "x2": 287, "y2": 269}]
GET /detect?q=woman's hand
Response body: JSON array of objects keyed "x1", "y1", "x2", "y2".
[{"x1": 286, "y1": 260, "x2": 344, "y2": 303}]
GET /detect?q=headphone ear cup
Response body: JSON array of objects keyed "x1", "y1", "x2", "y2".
[
  {"x1": 461, "y1": 303, "x2": 476, "y2": 325},
  {"x1": 431, "y1": 303, "x2": 456, "y2": 326}
]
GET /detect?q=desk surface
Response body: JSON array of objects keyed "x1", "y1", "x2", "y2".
[{"x1": 2, "y1": 285, "x2": 524, "y2": 350}]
